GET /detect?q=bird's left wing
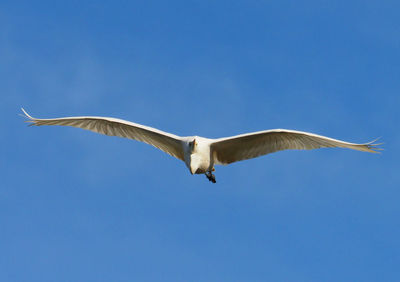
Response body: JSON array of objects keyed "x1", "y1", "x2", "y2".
[
  {"x1": 21, "y1": 108, "x2": 185, "y2": 161},
  {"x1": 211, "y1": 129, "x2": 381, "y2": 165}
]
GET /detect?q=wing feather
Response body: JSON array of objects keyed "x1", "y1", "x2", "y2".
[
  {"x1": 211, "y1": 129, "x2": 381, "y2": 165},
  {"x1": 22, "y1": 108, "x2": 185, "y2": 161}
]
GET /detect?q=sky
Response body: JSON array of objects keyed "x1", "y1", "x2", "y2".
[{"x1": 1, "y1": 0, "x2": 400, "y2": 281}]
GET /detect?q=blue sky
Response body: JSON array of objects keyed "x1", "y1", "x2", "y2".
[{"x1": 1, "y1": 1, "x2": 400, "y2": 281}]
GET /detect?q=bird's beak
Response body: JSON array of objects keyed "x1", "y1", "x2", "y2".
[{"x1": 190, "y1": 167, "x2": 194, "y2": 175}]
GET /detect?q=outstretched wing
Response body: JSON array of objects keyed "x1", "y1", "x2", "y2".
[
  {"x1": 22, "y1": 108, "x2": 185, "y2": 161},
  {"x1": 211, "y1": 129, "x2": 382, "y2": 165}
]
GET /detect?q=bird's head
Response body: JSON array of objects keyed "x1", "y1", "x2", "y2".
[
  {"x1": 189, "y1": 138, "x2": 200, "y2": 174},
  {"x1": 189, "y1": 138, "x2": 198, "y2": 154}
]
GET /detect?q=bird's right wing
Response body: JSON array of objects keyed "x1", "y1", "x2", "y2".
[
  {"x1": 211, "y1": 129, "x2": 382, "y2": 165},
  {"x1": 21, "y1": 108, "x2": 185, "y2": 161}
]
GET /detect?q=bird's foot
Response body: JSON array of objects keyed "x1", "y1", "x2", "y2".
[{"x1": 205, "y1": 171, "x2": 216, "y2": 183}]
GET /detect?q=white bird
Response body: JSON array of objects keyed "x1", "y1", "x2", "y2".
[{"x1": 21, "y1": 108, "x2": 381, "y2": 183}]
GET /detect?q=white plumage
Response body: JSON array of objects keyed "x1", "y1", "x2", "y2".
[{"x1": 22, "y1": 108, "x2": 381, "y2": 183}]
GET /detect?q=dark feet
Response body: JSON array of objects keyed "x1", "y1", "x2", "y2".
[{"x1": 205, "y1": 171, "x2": 216, "y2": 183}]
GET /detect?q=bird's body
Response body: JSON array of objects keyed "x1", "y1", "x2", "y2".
[
  {"x1": 22, "y1": 109, "x2": 381, "y2": 183},
  {"x1": 183, "y1": 136, "x2": 214, "y2": 174}
]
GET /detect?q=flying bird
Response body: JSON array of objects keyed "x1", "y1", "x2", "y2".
[{"x1": 21, "y1": 108, "x2": 381, "y2": 183}]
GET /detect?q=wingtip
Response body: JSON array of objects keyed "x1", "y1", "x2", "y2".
[
  {"x1": 365, "y1": 139, "x2": 384, "y2": 153},
  {"x1": 366, "y1": 137, "x2": 382, "y2": 145},
  {"x1": 20, "y1": 107, "x2": 32, "y2": 118},
  {"x1": 20, "y1": 107, "x2": 36, "y2": 125}
]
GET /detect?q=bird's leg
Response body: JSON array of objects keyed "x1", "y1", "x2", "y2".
[{"x1": 205, "y1": 171, "x2": 216, "y2": 183}]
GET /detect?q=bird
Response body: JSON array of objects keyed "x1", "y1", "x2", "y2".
[{"x1": 21, "y1": 108, "x2": 381, "y2": 183}]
